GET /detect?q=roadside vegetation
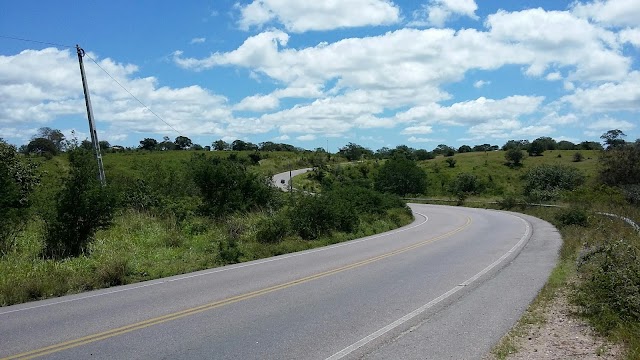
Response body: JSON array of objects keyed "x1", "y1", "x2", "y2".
[
  {"x1": 292, "y1": 131, "x2": 639, "y2": 359},
  {"x1": 0, "y1": 133, "x2": 411, "y2": 306},
  {"x1": 2, "y1": 128, "x2": 639, "y2": 358}
]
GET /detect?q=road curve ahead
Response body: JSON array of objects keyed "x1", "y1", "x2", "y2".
[
  {"x1": 271, "y1": 168, "x2": 312, "y2": 191},
  {"x1": 0, "y1": 205, "x2": 561, "y2": 360}
]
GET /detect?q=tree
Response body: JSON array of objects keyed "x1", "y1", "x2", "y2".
[
  {"x1": 174, "y1": 136, "x2": 193, "y2": 150},
  {"x1": 414, "y1": 149, "x2": 434, "y2": 160},
  {"x1": 557, "y1": 140, "x2": 576, "y2": 150},
  {"x1": 338, "y1": 143, "x2": 372, "y2": 161},
  {"x1": 0, "y1": 139, "x2": 40, "y2": 251},
  {"x1": 533, "y1": 136, "x2": 557, "y2": 151},
  {"x1": 433, "y1": 144, "x2": 455, "y2": 156},
  {"x1": 599, "y1": 140, "x2": 640, "y2": 187},
  {"x1": 445, "y1": 158, "x2": 457, "y2": 168},
  {"x1": 190, "y1": 155, "x2": 276, "y2": 218},
  {"x1": 502, "y1": 140, "x2": 530, "y2": 151},
  {"x1": 98, "y1": 140, "x2": 111, "y2": 150},
  {"x1": 391, "y1": 145, "x2": 416, "y2": 160},
  {"x1": 45, "y1": 148, "x2": 116, "y2": 258},
  {"x1": 158, "y1": 136, "x2": 175, "y2": 151},
  {"x1": 213, "y1": 139, "x2": 229, "y2": 151},
  {"x1": 27, "y1": 137, "x2": 58, "y2": 156},
  {"x1": 34, "y1": 127, "x2": 65, "y2": 152},
  {"x1": 449, "y1": 173, "x2": 483, "y2": 204},
  {"x1": 191, "y1": 144, "x2": 204, "y2": 151},
  {"x1": 600, "y1": 129, "x2": 626, "y2": 149},
  {"x1": 139, "y1": 138, "x2": 158, "y2": 150},
  {"x1": 579, "y1": 141, "x2": 603, "y2": 150},
  {"x1": 528, "y1": 139, "x2": 545, "y2": 156},
  {"x1": 374, "y1": 157, "x2": 427, "y2": 196},
  {"x1": 458, "y1": 145, "x2": 472, "y2": 153},
  {"x1": 472, "y1": 144, "x2": 492, "y2": 152},
  {"x1": 505, "y1": 148, "x2": 524, "y2": 167}
]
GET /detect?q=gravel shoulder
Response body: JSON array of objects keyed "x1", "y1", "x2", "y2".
[{"x1": 486, "y1": 287, "x2": 623, "y2": 360}]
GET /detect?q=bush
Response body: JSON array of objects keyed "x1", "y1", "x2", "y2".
[
  {"x1": 448, "y1": 173, "x2": 483, "y2": 204},
  {"x1": 572, "y1": 152, "x2": 584, "y2": 162},
  {"x1": 374, "y1": 157, "x2": 427, "y2": 196},
  {"x1": 289, "y1": 194, "x2": 358, "y2": 240},
  {"x1": 505, "y1": 148, "x2": 524, "y2": 167},
  {"x1": 497, "y1": 193, "x2": 521, "y2": 210},
  {"x1": 0, "y1": 140, "x2": 40, "y2": 252},
  {"x1": 255, "y1": 213, "x2": 290, "y2": 244},
  {"x1": 556, "y1": 207, "x2": 588, "y2": 227},
  {"x1": 190, "y1": 154, "x2": 277, "y2": 218},
  {"x1": 45, "y1": 149, "x2": 117, "y2": 258},
  {"x1": 523, "y1": 164, "x2": 585, "y2": 202},
  {"x1": 575, "y1": 238, "x2": 640, "y2": 331}
]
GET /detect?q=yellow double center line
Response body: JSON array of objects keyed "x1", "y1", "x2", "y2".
[{"x1": 4, "y1": 216, "x2": 471, "y2": 360}]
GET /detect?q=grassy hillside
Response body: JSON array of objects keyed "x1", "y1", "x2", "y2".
[{"x1": 421, "y1": 150, "x2": 600, "y2": 197}]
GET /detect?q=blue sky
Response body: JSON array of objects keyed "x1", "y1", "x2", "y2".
[{"x1": 1, "y1": 0, "x2": 639, "y2": 151}]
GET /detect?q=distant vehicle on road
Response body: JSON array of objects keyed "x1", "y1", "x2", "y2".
[{"x1": 280, "y1": 179, "x2": 286, "y2": 184}]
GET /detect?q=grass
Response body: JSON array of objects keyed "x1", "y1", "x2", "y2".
[
  {"x1": 421, "y1": 150, "x2": 600, "y2": 196},
  {"x1": 0, "y1": 207, "x2": 413, "y2": 307}
]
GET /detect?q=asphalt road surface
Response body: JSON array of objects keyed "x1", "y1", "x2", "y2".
[
  {"x1": 271, "y1": 168, "x2": 312, "y2": 191},
  {"x1": 0, "y1": 204, "x2": 561, "y2": 360}
]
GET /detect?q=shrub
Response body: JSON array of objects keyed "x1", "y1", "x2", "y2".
[
  {"x1": 445, "y1": 158, "x2": 456, "y2": 168},
  {"x1": 497, "y1": 193, "x2": 521, "y2": 210},
  {"x1": 523, "y1": 164, "x2": 585, "y2": 202},
  {"x1": 45, "y1": 149, "x2": 117, "y2": 258},
  {"x1": 572, "y1": 152, "x2": 584, "y2": 162},
  {"x1": 556, "y1": 207, "x2": 588, "y2": 227},
  {"x1": 575, "y1": 238, "x2": 640, "y2": 331},
  {"x1": 255, "y1": 213, "x2": 290, "y2": 244},
  {"x1": 374, "y1": 157, "x2": 427, "y2": 196},
  {"x1": 190, "y1": 154, "x2": 277, "y2": 218},
  {"x1": 448, "y1": 173, "x2": 483, "y2": 204},
  {"x1": 0, "y1": 140, "x2": 40, "y2": 252},
  {"x1": 505, "y1": 148, "x2": 524, "y2": 167},
  {"x1": 289, "y1": 194, "x2": 358, "y2": 240}
]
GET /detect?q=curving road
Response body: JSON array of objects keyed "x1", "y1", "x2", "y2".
[
  {"x1": 0, "y1": 204, "x2": 560, "y2": 360},
  {"x1": 271, "y1": 167, "x2": 312, "y2": 191}
]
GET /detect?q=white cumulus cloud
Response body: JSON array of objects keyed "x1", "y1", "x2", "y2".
[{"x1": 236, "y1": 0, "x2": 400, "y2": 33}]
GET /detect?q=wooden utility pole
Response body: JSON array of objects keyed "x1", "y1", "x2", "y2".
[{"x1": 76, "y1": 45, "x2": 106, "y2": 185}]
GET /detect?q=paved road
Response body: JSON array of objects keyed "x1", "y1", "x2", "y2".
[
  {"x1": 0, "y1": 204, "x2": 560, "y2": 360},
  {"x1": 271, "y1": 168, "x2": 312, "y2": 191}
]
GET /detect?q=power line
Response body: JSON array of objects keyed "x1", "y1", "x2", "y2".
[
  {"x1": 2, "y1": 34, "x2": 185, "y2": 138},
  {"x1": 0, "y1": 34, "x2": 73, "y2": 48},
  {"x1": 83, "y1": 52, "x2": 184, "y2": 136}
]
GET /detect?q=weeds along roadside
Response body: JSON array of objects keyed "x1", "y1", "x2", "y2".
[
  {"x1": 0, "y1": 148, "x2": 412, "y2": 307},
  {"x1": 486, "y1": 203, "x2": 640, "y2": 360}
]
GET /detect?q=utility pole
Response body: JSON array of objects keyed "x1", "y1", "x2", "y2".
[{"x1": 76, "y1": 45, "x2": 106, "y2": 186}]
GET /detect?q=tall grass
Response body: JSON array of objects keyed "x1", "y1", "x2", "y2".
[{"x1": 0, "y1": 207, "x2": 412, "y2": 306}]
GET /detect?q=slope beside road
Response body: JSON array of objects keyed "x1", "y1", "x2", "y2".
[{"x1": 0, "y1": 202, "x2": 560, "y2": 360}]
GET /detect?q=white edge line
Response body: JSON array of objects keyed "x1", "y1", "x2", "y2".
[
  {"x1": 0, "y1": 211, "x2": 430, "y2": 316},
  {"x1": 325, "y1": 213, "x2": 532, "y2": 360}
]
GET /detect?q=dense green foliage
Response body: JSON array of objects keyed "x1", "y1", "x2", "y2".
[
  {"x1": 374, "y1": 156, "x2": 427, "y2": 196},
  {"x1": 448, "y1": 173, "x2": 483, "y2": 204},
  {"x1": 190, "y1": 154, "x2": 277, "y2": 218},
  {"x1": 522, "y1": 164, "x2": 585, "y2": 201},
  {"x1": 0, "y1": 140, "x2": 40, "y2": 252},
  {"x1": 45, "y1": 149, "x2": 117, "y2": 258}
]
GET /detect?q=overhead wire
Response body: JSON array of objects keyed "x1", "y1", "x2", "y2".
[
  {"x1": 0, "y1": 34, "x2": 74, "y2": 48},
  {"x1": 1, "y1": 34, "x2": 185, "y2": 137},
  {"x1": 83, "y1": 52, "x2": 184, "y2": 136}
]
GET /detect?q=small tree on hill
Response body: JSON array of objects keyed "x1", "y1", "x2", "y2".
[
  {"x1": 374, "y1": 157, "x2": 427, "y2": 196},
  {"x1": 528, "y1": 140, "x2": 545, "y2": 156},
  {"x1": 505, "y1": 148, "x2": 524, "y2": 167}
]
